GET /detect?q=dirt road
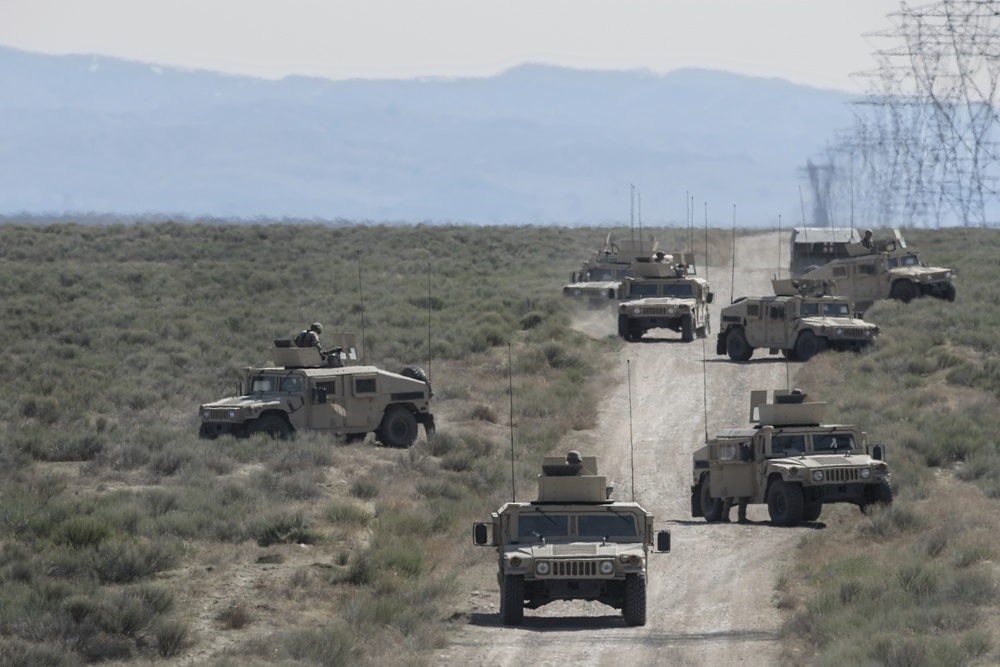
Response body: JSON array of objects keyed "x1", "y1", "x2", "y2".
[{"x1": 438, "y1": 231, "x2": 807, "y2": 667}]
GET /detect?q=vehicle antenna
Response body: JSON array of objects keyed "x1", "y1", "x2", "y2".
[
  {"x1": 730, "y1": 204, "x2": 737, "y2": 304},
  {"x1": 627, "y1": 359, "x2": 636, "y2": 502},
  {"x1": 638, "y1": 192, "x2": 644, "y2": 256},
  {"x1": 703, "y1": 202, "x2": 709, "y2": 283},
  {"x1": 703, "y1": 205, "x2": 711, "y2": 445},
  {"x1": 630, "y1": 183, "x2": 635, "y2": 244},
  {"x1": 356, "y1": 250, "x2": 366, "y2": 364},
  {"x1": 689, "y1": 193, "x2": 695, "y2": 254},
  {"x1": 800, "y1": 184, "x2": 812, "y2": 270},
  {"x1": 777, "y1": 214, "x2": 783, "y2": 281},
  {"x1": 508, "y1": 342, "x2": 516, "y2": 503},
  {"x1": 427, "y1": 262, "x2": 432, "y2": 382}
]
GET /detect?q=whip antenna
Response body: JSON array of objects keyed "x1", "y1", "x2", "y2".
[
  {"x1": 426, "y1": 262, "x2": 432, "y2": 381},
  {"x1": 627, "y1": 359, "x2": 635, "y2": 502},
  {"x1": 730, "y1": 205, "x2": 737, "y2": 303},
  {"x1": 703, "y1": 204, "x2": 711, "y2": 444},
  {"x1": 508, "y1": 342, "x2": 516, "y2": 503},
  {"x1": 356, "y1": 250, "x2": 366, "y2": 364}
]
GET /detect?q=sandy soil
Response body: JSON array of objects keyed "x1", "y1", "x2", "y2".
[{"x1": 436, "y1": 231, "x2": 810, "y2": 667}]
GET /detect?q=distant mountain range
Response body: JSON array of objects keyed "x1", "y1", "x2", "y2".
[{"x1": 0, "y1": 46, "x2": 857, "y2": 225}]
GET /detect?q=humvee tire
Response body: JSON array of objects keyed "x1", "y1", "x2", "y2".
[
  {"x1": 862, "y1": 478, "x2": 894, "y2": 513},
  {"x1": 250, "y1": 415, "x2": 291, "y2": 440},
  {"x1": 794, "y1": 331, "x2": 827, "y2": 361},
  {"x1": 890, "y1": 280, "x2": 918, "y2": 303},
  {"x1": 726, "y1": 329, "x2": 753, "y2": 361},
  {"x1": 681, "y1": 314, "x2": 695, "y2": 343},
  {"x1": 699, "y1": 477, "x2": 726, "y2": 522},
  {"x1": 623, "y1": 573, "x2": 647, "y2": 626},
  {"x1": 802, "y1": 504, "x2": 823, "y2": 522},
  {"x1": 500, "y1": 574, "x2": 524, "y2": 625},
  {"x1": 767, "y1": 480, "x2": 805, "y2": 526},
  {"x1": 376, "y1": 406, "x2": 419, "y2": 448},
  {"x1": 945, "y1": 284, "x2": 957, "y2": 302}
]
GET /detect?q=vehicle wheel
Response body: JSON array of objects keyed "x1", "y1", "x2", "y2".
[
  {"x1": 500, "y1": 574, "x2": 524, "y2": 626},
  {"x1": 400, "y1": 367, "x2": 432, "y2": 396},
  {"x1": 862, "y1": 479, "x2": 894, "y2": 513},
  {"x1": 627, "y1": 322, "x2": 643, "y2": 342},
  {"x1": 802, "y1": 504, "x2": 823, "y2": 522},
  {"x1": 617, "y1": 314, "x2": 629, "y2": 338},
  {"x1": 249, "y1": 414, "x2": 291, "y2": 440},
  {"x1": 794, "y1": 331, "x2": 827, "y2": 361},
  {"x1": 623, "y1": 573, "x2": 647, "y2": 627},
  {"x1": 945, "y1": 284, "x2": 957, "y2": 302},
  {"x1": 681, "y1": 314, "x2": 695, "y2": 342},
  {"x1": 767, "y1": 480, "x2": 805, "y2": 526},
  {"x1": 890, "y1": 280, "x2": 918, "y2": 303},
  {"x1": 726, "y1": 328, "x2": 753, "y2": 361},
  {"x1": 376, "y1": 407, "x2": 418, "y2": 448},
  {"x1": 700, "y1": 476, "x2": 725, "y2": 523}
]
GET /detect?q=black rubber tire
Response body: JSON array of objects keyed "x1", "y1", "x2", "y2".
[
  {"x1": 794, "y1": 331, "x2": 827, "y2": 361},
  {"x1": 376, "y1": 406, "x2": 418, "y2": 448},
  {"x1": 700, "y1": 476, "x2": 725, "y2": 523},
  {"x1": 500, "y1": 574, "x2": 524, "y2": 626},
  {"x1": 890, "y1": 280, "x2": 918, "y2": 303},
  {"x1": 802, "y1": 504, "x2": 823, "y2": 522},
  {"x1": 623, "y1": 573, "x2": 647, "y2": 627},
  {"x1": 249, "y1": 414, "x2": 291, "y2": 440},
  {"x1": 862, "y1": 479, "x2": 894, "y2": 512},
  {"x1": 767, "y1": 480, "x2": 805, "y2": 526},
  {"x1": 726, "y1": 328, "x2": 753, "y2": 361},
  {"x1": 400, "y1": 367, "x2": 432, "y2": 397},
  {"x1": 617, "y1": 314, "x2": 630, "y2": 338},
  {"x1": 945, "y1": 284, "x2": 957, "y2": 302},
  {"x1": 681, "y1": 314, "x2": 695, "y2": 342}
]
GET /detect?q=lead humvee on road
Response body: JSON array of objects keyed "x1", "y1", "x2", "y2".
[
  {"x1": 716, "y1": 279, "x2": 879, "y2": 361},
  {"x1": 563, "y1": 233, "x2": 658, "y2": 304},
  {"x1": 198, "y1": 333, "x2": 435, "y2": 447},
  {"x1": 617, "y1": 253, "x2": 714, "y2": 342},
  {"x1": 473, "y1": 452, "x2": 671, "y2": 626},
  {"x1": 691, "y1": 389, "x2": 892, "y2": 526}
]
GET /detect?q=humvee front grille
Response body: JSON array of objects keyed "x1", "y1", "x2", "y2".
[
  {"x1": 840, "y1": 328, "x2": 869, "y2": 340},
  {"x1": 203, "y1": 409, "x2": 233, "y2": 421},
  {"x1": 547, "y1": 560, "x2": 608, "y2": 578},
  {"x1": 824, "y1": 467, "x2": 861, "y2": 483}
]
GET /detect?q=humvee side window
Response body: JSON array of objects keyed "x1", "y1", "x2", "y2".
[
  {"x1": 833, "y1": 267, "x2": 848, "y2": 278},
  {"x1": 518, "y1": 514, "x2": 568, "y2": 539},
  {"x1": 771, "y1": 434, "x2": 806, "y2": 455},
  {"x1": 353, "y1": 377, "x2": 377, "y2": 396},
  {"x1": 856, "y1": 263, "x2": 876, "y2": 275},
  {"x1": 885, "y1": 257, "x2": 898, "y2": 269},
  {"x1": 822, "y1": 302, "x2": 850, "y2": 317},
  {"x1": 280, "y1": 376, "x2": 303, "y2": 393},
  {"x1": 769, "y1": 306, "x2": 785, "y2": 320},
  {"x1": 251, "y1": 376, "x2": 277, "y2": 393},
  {"x1": 746, "y1": 304, "x2": 760, "y2": 317},
  {"x1": 578, "y1": 514, "x2": 638, "y2": 538},
  {"x1": 813, "y1": 433, "x2": 855, "y2": 452},
  {"x1": 799, "y1": 303, "x2": 819, "y2": 316}
]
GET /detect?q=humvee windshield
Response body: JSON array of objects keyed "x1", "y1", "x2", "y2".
[
  {"x1": 250, "y1": 375, "x2": 303, "y2": 393},
  {"x1": 813, "y1": 433, "x2": 856, "y2": 452},
  {"x1": 578, "y1": 513, "x2": 638, "y2": 538},
  {"x1": 631, "y1": 282, "x2": 695, "y2": 298},
  {"x1": 589, "y1": 268, "x2": 615, "y2": 280},
  {"x1": 771, "y1": 434, "x2": 806, "y2": 455},
  {"x1": 251, "y1": 375, "x2": 278, "y2": 393},
  {"x1": 885, "y1": 255, "x2": 920, "y2": 269},
  {"x1": 518, "y1": 514, "x2": 569, "y2": 539},
  {"x1": 799, "y1": 302, "x2": 851, "y2": 317}
]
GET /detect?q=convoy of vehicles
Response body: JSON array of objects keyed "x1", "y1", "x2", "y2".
[
  {"x1": 617, "y1": 253, "x2": 715, "y2": 342},
  {"x1": 473, "y1": 452, "x2": 671, "y2": 626}
]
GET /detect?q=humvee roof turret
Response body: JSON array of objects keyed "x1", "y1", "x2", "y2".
[
  {"x1": 617, "y1": 252, "x2": 714, "y2": 342},
  {"x1": 198, "y1": 332, "x2": 435, "y2": 447},
  {"x1": 563, "y1": 233, "x2": 658, "y2": 304},
  {"x1": 691, "y1": 390, "x2": 892, "y2": 526},
  {"x1": 474, "y1": 452, "x2": 670, "y2": 626}
]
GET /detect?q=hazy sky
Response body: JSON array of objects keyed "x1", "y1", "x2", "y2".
[{"x1": 0, "y1": 0, "x2": 903, "y2": 91}]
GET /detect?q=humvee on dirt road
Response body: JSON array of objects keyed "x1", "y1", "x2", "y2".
[
  {"x1": 473, "y1": 452, "x2": 671, "y2": 626},
  {"x1": 617, "y1": 252, "x2": 714, "y2": 342},
  {"x1": 198, "y1": 333, "x2": 435, "y2": 447},
  {"x1": 563, "y1": 233, "x2": 657, "y2": 304},
  {"x1": 691, "y1": 389, "x2": 892, "y2": 526}
]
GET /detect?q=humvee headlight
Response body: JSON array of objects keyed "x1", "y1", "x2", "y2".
[
  {"x1": 535, "y1": 561, "x2": 550, "y2": 575},
  {"x1": 945, "y1": 271, "x2": 952, "y2": 278},
  {"x1": 860, "y1": 468, "x2": 872, "y2": 479},
  {"x1": 865, "y1": 330, "x2": 873, "y2": 338},
  {"x1": 228, "y1": 409, "x2": 237, "y2": 420},
  {"x1": 509, "y1": 556, "x2": 522, "y2": 567},
  {"x1": 835, "y1": 328, "x2": 844, "y2": 337},
  {"x1": 620, "y1": 554, "x2": 641, "y2": 565},
  {"x1": 573, "y1": 289, "x2": 581, "y2": 296},
  {"x1": 202, "y1": 410, "x2": 210, "y2": 419},
  {"x1": 633, "y1": 307, "x2": 641, "y2": 315},
  {"x1": 667, "y1": 306, "x2": 676, "y2": 315},
  {"x1": 812, "y1": 470, "x2": 824, "y2": 482},
  {"x1": 599, "y1": 561, "x2": 615, "y2": 575}
]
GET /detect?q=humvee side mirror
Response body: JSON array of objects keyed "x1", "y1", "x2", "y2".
[
  {"x1": 872, "y1": 444, "x2": 886, "y2": 461},
  {"x1": 707, "y1": 291, "x2": 715, "y2": 304},
  {"x1": 473, "y1": 522, "x2": 489, "y2": 546},
  {"x1": 656, "y1": 530, "x2": 671, "y2": 553}
]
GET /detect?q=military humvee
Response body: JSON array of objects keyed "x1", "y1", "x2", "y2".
[
  {"x1": 617, "y1": 253, "x2": 714, "y2": 342},
  {"x1": 691, "y1": 389, "x2": 892, "y2": 526},
  {"x1": 473, "y1": 452, "x2": 671, "y2": 626},
  {"x1": 797, "y1": 232, "x2": 956, "y2": 310},
  {"x1": 563, "y1": 233, "x2": 658, "y2": 304},
  {"x1": 789, "y1": 227, "x2": 863, "y2": 277},
  {"x1": 198, "y1": 333, "x2": 435, "y2": 447},
  {"x1": 716, "y1": 279, "x2": 879, "y2": 361}
]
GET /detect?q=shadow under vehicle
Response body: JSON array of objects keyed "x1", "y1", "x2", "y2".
[
  {"x1": 716, "y1": 279, "x2": 879, "y2": 362},
  {"x1": 198, "y1": 333, "x2": 434, "y2": 447},
  {"x1": 473, "y1": 452, "x2": 671, "y2": 627},
  {"x1": 563, "y1": 233, "x2": 657, "y2": 305},
  {"x1": 617, "y1": 252, "x2": 714, "y2": 342},
  {"x1": 691, "y1": 389, "x2": 892, "y2": 527}
]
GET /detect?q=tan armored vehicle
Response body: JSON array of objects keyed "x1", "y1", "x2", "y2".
[
  {"x1": 789, "y1": 227, "x2": 862, "y2": 277},
  {"x1": 691, "y1": 389, "x2": 892, "y2": 526},
  {"x1": 563, "y1": 233, "x2": 657, "y2": 304},
  {"x1": 716, "y1": 279, "x2": 879, "y2": 361},
  {"x1": 617, "y1": 252, "x2": 714, "y2": 342},
  {"x1": 797, "y1": 232, "x2": 956, "y2": 309},
  {"x1": 198, "y1": 333, "x2": 435, "y2": 447},
  {"x1": 473, "y1": 452, "x2": 671, "y2": 626}
]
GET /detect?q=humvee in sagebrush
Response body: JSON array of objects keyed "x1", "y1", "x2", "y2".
[
  {"x1": 198, "y1": 333, "x2": 435, "y2": 447},
  {"x1": 473, "y1": 452, "x2": 671, "y2": 626},
  {"x1": 617, "y1": 252, "x2": 714, "y2": 342},
  {"x1": 716, "y1": 279, "x2": 879, "y2": 361},
  {"x1": 797, "y1": 232, "x2": 956, "y2": 310},
  {"x1": 691, "y1": 389, "x2": 891, "y2": 526},
  {"x1": 563, "y1": 233, "x2": 658, "y2": 304},
  {"x1": 789, "y1": 226, "x2": 863, "y2": 277}
]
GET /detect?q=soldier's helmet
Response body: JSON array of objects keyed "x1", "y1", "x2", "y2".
[
  {"x1": 310, "y1": 322, "x2": 323, "y2": 334},
  {"x1": 566, "y1": 450, "x2": 582, "y2": 465}
]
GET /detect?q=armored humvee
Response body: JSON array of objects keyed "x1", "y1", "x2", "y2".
[
  {"x1": 473, "y1": 452, "x2": 671, "y2": 626},
  {"x1": 691, "y1": 389, "x2": 892, "y2": 526},
  {"x1": 563, "y1": 233, "x2": 658, "y2": 304},
  {"x1": 789, "y1": 227, "x2": 863, "y2": 277},
  {"x1": 797, "y1": 233, "x2": 956, "y2": 310},
  {"x1": 716, "y1": 279, "x2": 879, "y2": 361},
  {"x1": 617, "y1": 253, "x2": 714, "y2": 342},
  {"x1": 198, "y1": 333, "x2": 435, "y2": 447}
]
